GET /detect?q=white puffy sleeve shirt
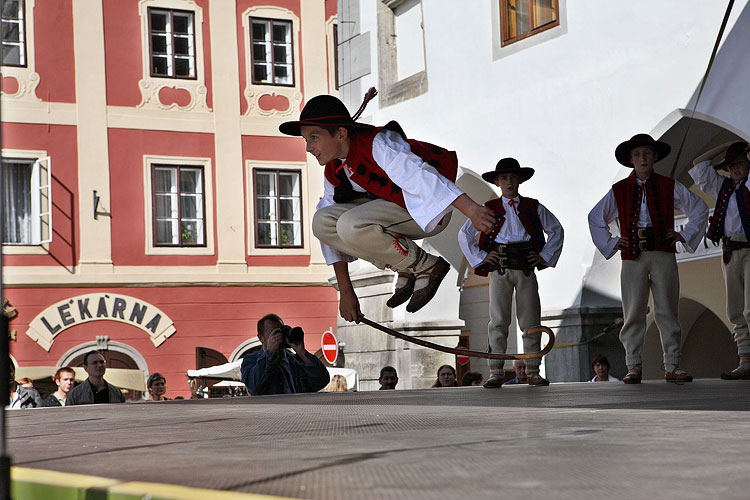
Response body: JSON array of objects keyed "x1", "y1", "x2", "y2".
[
  {"x1": 689, "y1": 160, "x2": 750, "y2": 239},
  {"x1": 457, "y1": 197, "x2": 564, "y2": 269},
  {"x1": 316, "y1": 129, "x2": 465, "y2": 265},
  {"x1": 588, "y1": 178, "x2": 708, "y2": 259}
]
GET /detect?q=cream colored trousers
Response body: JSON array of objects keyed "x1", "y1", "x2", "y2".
[
  {"x1": 487, "y1": 269, "x2": 542, "y2": 372},
  {"x1": 619, "y1": 251, "x2": 681, "y2": 367},
  {"x1": 723, "y1": 247, "x2": 750, "y2": 356},
  {"x1": 312, "y1": 198, "x2": 449, "y2": 271}
]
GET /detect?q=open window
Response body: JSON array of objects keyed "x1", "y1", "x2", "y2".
[{"x1": 2, "y1": 155, "x2": 51, "y2": 245}]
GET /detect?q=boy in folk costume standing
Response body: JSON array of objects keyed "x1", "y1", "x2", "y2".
[
  {"x1": 588, "y1": 134, "x2": 708, "y2": 383},
  {"x1": 279, "y1": 91, "x2": 495, "y2": 321},
  {"x1": 689, "y1": 140, "x2": 750, "y2": 380},
  {"x1": 458, "y1": 158, "x2": 564, "y2": 388}
]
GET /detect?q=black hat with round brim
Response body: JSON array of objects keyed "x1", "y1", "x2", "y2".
[
  {"x1": 279, "y1": 94, "x2": 373, "y2": 136},
  {"x1": 713, "y1": 140, "x2": 750, "y2": 170},
  {"x1": 481, "y1": 158, "x2": 535, "y2": 183},
  {"x1": 615, "y1": 134, "x2": 671, "y2": 167}
]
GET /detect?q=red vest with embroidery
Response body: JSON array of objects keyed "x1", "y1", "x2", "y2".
[
  {"x1": 706, "y1": 176, "x2": 750, "y2": 243},
  {"x1": 323, "y1": 121, "x2": 458, "y2": 209},
  {"x1": 475, "y1": 196, "x2": 547, "y2": 276},
  {"x1": 612, "y1": 172, "x2": 675, "y2": 260}
]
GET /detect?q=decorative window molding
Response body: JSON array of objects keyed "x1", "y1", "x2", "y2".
[
  {"x1": 377, "y1": 0, "x2": 428, "y2": 108},
  {"x1": 246, "y1": 160, "x2": 308, "y2": 256},
  {"x1": 143, "y1": 154, "x2": 215, "y2": 255},
  {"x1": 1, "y1": 0, "x2": 40, "y2": 103},
  {"x1": 1, "y1": 148, "x2": 51, "y2": 253},
  {"x1": 137, "y1": 0, "x2": 209, "y2": 112},
  {"x1": 229, "y1": 336, "x2": 261, "y2": 362},
  {"x1": 491, "y1": 0, "x2": 566, "y2": 60},
  {"x1": 241, "y1": 6, "x2": 301, "y2": 118},
  {"x1": 499, "y1": 0, "x2": 559, "y2": 47},
  {"x1": 57, "y1": 340, "x2": 149, "y2": 372},
  {"x1": 325, "y1": 15, "x2": 339, "y2": 92}
]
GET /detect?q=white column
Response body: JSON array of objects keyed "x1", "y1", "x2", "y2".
[
  {"x1": 72, "y1": 0, "x2": 113, "y2": 273},
  {"x1": 209, "y1": 0, "x2": 247, "y2": 272}
]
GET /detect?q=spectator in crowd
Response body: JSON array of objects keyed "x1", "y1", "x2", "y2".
[
  {"x1": 8, "y1": 361, "x2": 42, "y2": 409},
  {"x1": 323, "y1": 374, "x2": 348, "y2": 392},
  {"x1": 432, "y1": 365, "x2": 458, "y2": 387},
  {"x1": 241, "y1": 313, "x2": 330, "y2": 395},
  {"x1": 147, "y1": 373, "x2": 170, "y2": 401},
  {"x1": 378, "y1": 366, "x2": 398, "y2": 390},
  {"x1": 17, "y1": 377, "x2": 34, "y2": 388},
  {"x1": 461, "y1": 371, "x2": 484, "y2": 386},
  {"x1": 42, "y1": 367, "x2": 76, "y2": 407},
  {"x1": 590, "y1": 354, "x2": 620, "y2": 382},
  {"x1": 66, "y1": 351, "x2": 126, "y2": 405},
  {"x1": 504, "y1": 360, "x2": 529, "y2": 385}
]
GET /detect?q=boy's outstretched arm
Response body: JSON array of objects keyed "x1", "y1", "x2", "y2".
[
  {"x1": 333, "y1": 261, "x2": 364, "y2": 323},
  {"x1": 452, "y1": 194, "x2": 495, "y2": 234}
]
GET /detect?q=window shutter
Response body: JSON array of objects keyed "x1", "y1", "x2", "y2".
[{"x1": 33, "y1": 156, "x2": 51, "y2": 244}]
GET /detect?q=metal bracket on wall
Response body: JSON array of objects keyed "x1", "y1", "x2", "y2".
[{"x1": 93, "y1": 190, "x2": 111, "y2": 220}]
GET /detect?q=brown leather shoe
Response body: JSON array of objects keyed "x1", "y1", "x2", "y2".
[
  {"x1": 720, "y1": 365, "x2": 750, "y2": 380},
  {"x1": 406, "y1": 257, "x2": 451, "y2": 313},
  {"x1": 664, "y1": 369, "x2": 693, "y2": 383},
  {"x1": 386, "y1": 272, "x2": 415, "y2": 308},
  {"x1": 482, "y1": 374, "x2": 504, "y2": 389},
  {"x1": 526, "y1": 373, "x2": 550, "y2": 386},
  {"x1": 622, "y1": 366, "x2": 642, "y2": 384}
]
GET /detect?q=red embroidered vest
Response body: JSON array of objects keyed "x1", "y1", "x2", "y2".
[
  {"x1": 612, "y1": 172, "x2": 675, "y2": 260},
  {"x1": 323, "y1": 121, "x2": 458, "y2": 209},
  {"x1": 706, "y1": 176, "x2": 750, "y2": 243},
  {"x1": 474, "y1": 197, "x2": 547, "y2": 276}
]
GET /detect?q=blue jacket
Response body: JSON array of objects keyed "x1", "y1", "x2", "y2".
[{"x1": 241, "y1": 348, "x2": 330, "y2": 396}]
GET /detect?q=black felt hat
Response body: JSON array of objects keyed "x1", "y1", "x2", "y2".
[
  {"x1": 481, "y1": 158, "x2": 534, "y2": 183},
  {"x1": 279, "y1": 89, "x2": 377, "y2": 136},
  {"x1": 713, "y1": 141, "x2": 750, "y2": 170},
  {"x1": 614, "y1": 134, "x2": 671, "y2": 167}
]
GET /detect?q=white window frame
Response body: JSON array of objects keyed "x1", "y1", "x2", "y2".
[
  {"x1": 1, "y1": 0, "x2": 26, "y2": 67},
  {"x1": 148, "y1": 7, "x2": 196, "y2": 79},
  {"x1": 246, "y1": 160, "x2": 309, "y2": 256},
  {"x1": 241, "y1": 6, "x2": 302, "y2": 119},
  {"x1": 249, "y1": 17, "x2": 294, "y2": 86},
  {"x1": 0, "y1": 0, "x2": 40, "y2": 103},
  {"x1": 137, "y1": 0, "x2": 209, "y2": 112},
  {"x1": 1, "y1": 148, "x2": 51, "y2": 254},
  {"x1": 143, "y1": 154, "x2": 214, "y2": 255}
]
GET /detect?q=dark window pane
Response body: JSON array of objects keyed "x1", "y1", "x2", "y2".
[
  {"x1": 173, "y1": 14, "x2": 190, "y2": 34},
  {"x1": 150, "y1": 11, "x2": 167, "y2": 32},
  {"x1": 152, "y1": 56, "x2": 169, "y2": 75},
  {"x1": 252, "y1": 21, "x2": 267, "y2": 42},
  {"x1": 274, "y1": 65, "x2": 289, "y2": 82},
  {"x1": 174, "y1": 36, "x2": 189, "y2": 55},
  {"x1": 180, "y1": 169, "x2": 200, "y2": 193},
  {"x1": 151, "y1": 34, "x2": 167, "y2": 53},
  {"x1": 154, "y1": 168, "x2": 175, "y2": 192},
  {"x1": 257, "y1": 222, "x2": 274, "y2": 245},
  {"x1": 256, "y1": 198, "x2": 273, "y2": 220},
  {"x1": 253, "y1": 43, "x2": 267, "y2": 62},
  {"x1": 278, "y1": 173, "x2": 298, "y2": 196},
  {"x1": 279, "y1": 198, "x2": 297, "y2": 220},
  {"x1": 280, "y1": 222, "x2": 300, "y2": 246},
  {"x1": 273, "y1": 44, "x2": 288, "y2": 63},
  {"x1": 533, "y1": 0, "x2": 557, "y2": 28},
  {"x1": 272, "y1": 23, "x2": 289, "y2": 43},
  {"x1": 155, "y1": 194, "x2": 174, "y2": 218},
  {"x1": 1, "y1": 160, "x2": 32, "y2": 244},
  {"x1": 156, "y1": 220, "x2": 174, "y2": 244},
  {"x1": 255, "y1": 173, "x2": 274, "y2": 196},
  {"x1": 2, "y1": 1, "x2": 20, "y2": 19},
  {"x1": 180, "y1": 195, "x2": 198, "y2": 218},
  {"x1": 175, "y1": 58, "x2": 191, "y2": 76},
  {"x1": 180, "y1": 221, "x2": 198, "y2": 244},
  {"x1": 2, "y1": 21, "x2": 20, "y2": 42},
  {"x1": 254, "y1": 64, "x2": 269, "y2": 82},
  {"x1": 2, "y1": 44, "x2": 20, "y2": 65}
]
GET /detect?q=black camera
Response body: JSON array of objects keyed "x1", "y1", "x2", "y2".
[{"x1": 279, "y1": 324, "x2": 304, "y2": 348}]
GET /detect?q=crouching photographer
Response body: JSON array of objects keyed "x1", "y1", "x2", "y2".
[{"x1": 241, "y1": 313, "x2": 330, "y2": 396}]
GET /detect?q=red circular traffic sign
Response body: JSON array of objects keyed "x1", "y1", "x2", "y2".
[
  {"x1": 456, "y1": 347, "x2": 470, "y2": 366},
  {"x1": 321, "y1": 330, "x2": 338, "y2": 365}
]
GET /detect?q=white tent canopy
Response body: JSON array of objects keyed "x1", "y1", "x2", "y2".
[{"x1": 186, "y1": 361, "x2": 359, "y2": 391}]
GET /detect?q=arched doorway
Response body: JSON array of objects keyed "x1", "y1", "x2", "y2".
[
  {"x1": 642, "y1": 298, "x2": 736, "y2": 379},
  {"x1": 58, "y1": 340, "x2": 148, "y2": 401},
  {"x1": 229, "y1": 337, "x2": 262, "y2": 362}
]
